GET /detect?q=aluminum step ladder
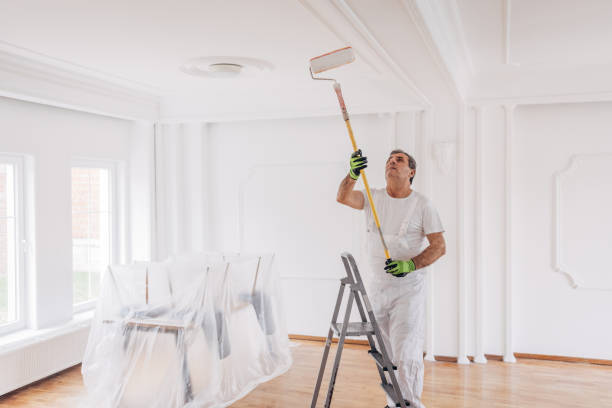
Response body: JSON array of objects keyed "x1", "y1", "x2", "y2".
[{"x1": 311, "y1": 252, "x2": 409, "y2": 408}]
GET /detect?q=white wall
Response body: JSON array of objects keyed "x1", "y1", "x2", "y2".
[
  {"x1": 152, "y1": 98, "x2": 612, "y2": 363},
  {"x1": 513, "y1": 103, "x2": 612, "y2": 359},
  {"x1": 154, "y1": 110, "x2": 462, "y2": 358},
  {"x1": 0, "y1": 96, "x2": 152, "y2": 329},
  {"x1": 471, "y1": 102, "x2": 612, "y2": 361},
  {"x1": 130, "y1": 96, "x2": 612, "y2": 363}
]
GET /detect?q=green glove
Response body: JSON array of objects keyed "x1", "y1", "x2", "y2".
[
  {"x1": 384, "y1": 258, "x2": 416, "y2": 278},
  {"x1": 349, "y1": 149, "x2": 368, "y2": 180}
]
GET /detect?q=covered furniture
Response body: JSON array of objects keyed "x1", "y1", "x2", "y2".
[{"x1": 81, "y1": 252, "x2": 291, "y2": 407}]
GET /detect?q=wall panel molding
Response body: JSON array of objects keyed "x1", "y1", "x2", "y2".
[{"x1": 554, "y1": 153, "x2": 612, "y2": 291}]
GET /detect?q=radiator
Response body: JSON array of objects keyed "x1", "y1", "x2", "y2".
[{"x1": 0, "y1": 326, "x2": 90, "y2": 396}]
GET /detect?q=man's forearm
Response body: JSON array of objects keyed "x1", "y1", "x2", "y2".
[
  {"x1": 336, "y1": 174, "x2": 356, "y2": 203},
  {"x1": 412, "y1": 244, "x2": 445, "y2": 270}
]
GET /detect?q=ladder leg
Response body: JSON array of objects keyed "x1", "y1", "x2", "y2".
[
  {"x1": 345, "y1": 254, "x2": 408, "y2": 408},
  {"x1": 311, "y1": 281, "x2": 347, "y2": 408},
  {"x1": 352, "y1": 287, "x2": 388, "y2": 385},
  {"x1": 323, "y1": 290, "x2": 355, "y2": 408}
]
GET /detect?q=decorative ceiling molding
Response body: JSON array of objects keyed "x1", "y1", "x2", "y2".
[
  {"x1": 296, "y1": 0, "x2": 382, "y2": 76},
  {"x1": 330, "y1": 0, "x2": 432, "y2": 106},
  {"x1": 0, "y1": 41, "x2": 160, "y2": 121},
  {"x1": 0, "y1": 41, "x2": 162, "y2": 96},
  {"x1": 159, "y1": 103, "x2": 424, "y2": 124},
  {"x1": 446, "y1": 0, "x2": 475, "y2": 74},
  {"x1": 503, "y1": 0, "x2": 513, "y2": 65},
  {"x1": 468, "y1": 91, "x2": 612, "y2": 107},
  {"x1": 401, "y1": 0, "x2": 472, "y2": 100},
  {"x1": 297, "y1": 0, "x2": 430, "y2": 107}
]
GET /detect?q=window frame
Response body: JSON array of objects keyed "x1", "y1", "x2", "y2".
[
  {"x1": 71, "y1": 159, "x2": 119, "y2": 313},
  {"x1": 0, "y1": 155, "x2": 26, "y2": 335}
]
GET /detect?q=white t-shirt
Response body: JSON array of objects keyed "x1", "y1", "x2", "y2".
[{"x1": 361, "y1": 188, "x2": 444, "y2": 290}]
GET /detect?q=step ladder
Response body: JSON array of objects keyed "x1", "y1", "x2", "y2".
[{"x1": 311, "y1": 252, "x2": 409, "y2": 408}]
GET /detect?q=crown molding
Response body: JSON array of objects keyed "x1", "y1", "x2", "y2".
[
  {"x1": 0, "y1": 42, "x2": 160, "y2": 121},
  {"x1": 330, "y1": 0, "x2": 432, "y2": 107},
  {"x1": 296, "y1": 0, "x2": 383, "y2": 76},
  {"x1": 401, "y1": 0, "x2": 472, "y2": 101},
  {"x1": 159, "y1": 103, "x2": 424, "y2": 124},
  {"x1": 503, "y1": 0, "x2": 513, "y2": 65},
  {"x1": 297, "y1": 0, "x2": 431, "y2": 107},
  {"x1": 468, "y1": 91, "x2": 612, "y2": 107}
]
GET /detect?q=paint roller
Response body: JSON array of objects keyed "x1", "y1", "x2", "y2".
[{"x1": 309, "y1": 47, "x2": 391, "y2": 261}]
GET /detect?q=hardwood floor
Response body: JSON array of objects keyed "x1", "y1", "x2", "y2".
[{"x1": 1, "y1": 340, "x2": 611, "y2": 407}]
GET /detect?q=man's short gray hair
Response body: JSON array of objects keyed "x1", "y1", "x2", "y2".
[{"x1": 389, "y1": 149, "x2": 417, "y2": 184}]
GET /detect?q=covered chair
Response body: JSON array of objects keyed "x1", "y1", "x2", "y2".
[{"x1": 81, "y1": 253, "x2": 291, "y2": 407}]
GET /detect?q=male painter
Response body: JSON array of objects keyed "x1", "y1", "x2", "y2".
[{"x1": 336, "y1": 149, "x2": 446, "y2": 408}]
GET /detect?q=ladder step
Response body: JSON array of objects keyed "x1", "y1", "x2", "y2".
[
  {"x1": 368, "y1": 349, "x2": 397, "y2": 371},
  {"x1": 381, "y1": 383, "x2": 409, "y2": 407},
  {"x1": 331, "y1": 322, "x2": 374, "y2": 336}
]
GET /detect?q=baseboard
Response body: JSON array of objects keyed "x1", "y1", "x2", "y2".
[
  {"x1": 514, "y1": 353, "x2": 612, "y2": 366},
  {"x1": 288, "y1": 335, "x2": 612, "y2": 366}
]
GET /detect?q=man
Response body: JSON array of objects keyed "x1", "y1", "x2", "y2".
[{"x1": 336, "y1": 149, "x2": 446, "y2": 408}]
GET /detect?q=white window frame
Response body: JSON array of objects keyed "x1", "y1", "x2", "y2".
[
  {"x1": 71, "y1": 159, "x2": 119, "y2": 313},
  {"x1": 0, "y1": 155, "x2": 26, "y2": 335}
]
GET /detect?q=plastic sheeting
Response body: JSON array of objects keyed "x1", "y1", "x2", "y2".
[{"x1": 82, "y1": 253, "x2": 292, "y2": 408}]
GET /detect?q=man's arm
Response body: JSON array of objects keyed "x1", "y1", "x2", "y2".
[
  {"x1": 412, "y1": 232, "x2": 446, "y2": 269},
  {"x1": 336, "y1": 174, "x2": 365, "y2": 210}
]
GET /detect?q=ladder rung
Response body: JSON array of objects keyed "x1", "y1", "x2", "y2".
[
  {"x1": 381, "y1": 383, "x2": 409, "y2": 407},
  {"x1": 331, "y1": 322, "x2": 374, "y2": 336},
  {"x1": 368, "y1": 349, "x2": 397, "y2": 371}
]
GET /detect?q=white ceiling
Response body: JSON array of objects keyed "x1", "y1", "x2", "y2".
[
  {"x1": 457, "y1": 0, "x2": 612, "y2": 69},
  {"x1": 0, "y1": 0, "x2": 448, "y2": 120},
  {"x1": 455, "y1": 0, "x2": 612, "y2": 99},
  {"x1": 512, "y1": 0, "x2": 612, "y2": 67},
  {"x1": 2, "y1": 0, "x2": 612, "y2": 118},
  {"x1": 1, "y1": 0, "x2": 349, "y2": 93}
]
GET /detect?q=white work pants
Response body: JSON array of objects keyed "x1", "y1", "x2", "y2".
[{"x1": 370, "y1": 281, "x2": 426, "y2": 408}]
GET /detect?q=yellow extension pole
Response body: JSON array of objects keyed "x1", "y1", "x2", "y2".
[{"x1": 334, "y1": 83, "x2": 391, "y2": 260}]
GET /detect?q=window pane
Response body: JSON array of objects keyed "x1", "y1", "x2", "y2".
[
  {"x1": 72, "y1": 167, "x2": 112, "y2": 305},
  {"x1": 0, "y1": 164, "x2": 17, "y2": 325}
]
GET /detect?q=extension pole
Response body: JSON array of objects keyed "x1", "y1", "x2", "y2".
[{"x1": 333, "y1": 83, "x2": 390, "y2": 260}]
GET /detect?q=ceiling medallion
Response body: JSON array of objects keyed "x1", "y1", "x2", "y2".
[{"x1": 180, "y1": 56, "x2": 274, "y2": 78}]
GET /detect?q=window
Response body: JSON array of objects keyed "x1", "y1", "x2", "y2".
[
  {"x1": 71, "y1": 163, "x2": 115, "y2": 309},
  {"x1": 0, "y1": 156, "x2": 25, "y2": 334}
]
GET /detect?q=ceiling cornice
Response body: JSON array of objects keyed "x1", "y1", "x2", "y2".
[
  {"x1": 401, "y1": 0, "x2": 472, "y2": 101},
  {"x1": 503, "y1": 0, "x2": 513, "y2": 65},
  {"x1": 297, "y1": 0, "x2": 430, "y2": 107},
  {"x1": 0, "y1": 41, "x2": 160, "y2": 121},
  {"x1": 296, "y1": 0, "x2": 383, "y2": 76},
  {"x1": 330, "y1": 0, "x2": 432, "y2": 107},
  {"x1": 468, "y1": 91, "x2": 612, "y2": 107},
  {"x1": 159, "y1": 103, "x2": 424, "y2": 124}
]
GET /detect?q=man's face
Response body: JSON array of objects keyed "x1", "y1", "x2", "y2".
[{"x1": 385, "y1": 153, "x2": 415, "y2": 183}]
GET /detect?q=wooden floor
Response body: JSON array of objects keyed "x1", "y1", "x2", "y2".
[{"x1": 1, "y1": 340, "x2": 611, "y2": 407}]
